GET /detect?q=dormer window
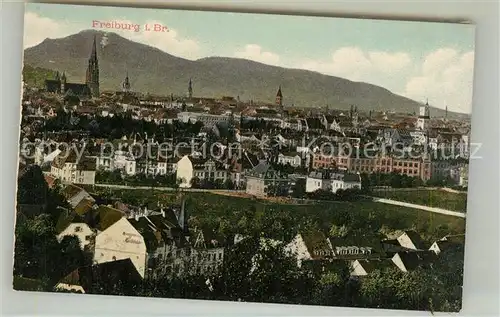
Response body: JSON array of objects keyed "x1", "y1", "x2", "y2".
[{"x1": 75, "y1": 226, "x2": 82, "y2": 233}]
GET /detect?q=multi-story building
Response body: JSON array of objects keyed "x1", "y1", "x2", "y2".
[
  {"x1": 245, "y1": 161, "x2": 291, "y2": 197},
  {"x1": 277, "y1": 152, "x2": 302, "y2": 167},
  {"x1": 312, "y1": 153, "x2": 431, "y2": 182},
  {"x1": 176, "y1": 155, "x2": 229, "y2": 188},
  {"x1": 177, "y1": 112, "x2": 231, "y2": 128},
  {"x1": 51, "y1": 151, "x2": 96, "y2": 185}
]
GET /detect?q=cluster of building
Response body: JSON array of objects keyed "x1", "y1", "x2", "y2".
[
  {"x1": 34, "y1": 178, "x2": 227, "y2": 293},
  {"x1": 29, "y1": 175, "x2": 462, "y2": 294},
  {"x1": 16, "y1": 37, "x2": 470, "y2": 294},
  {"x1": 245, "y1": 229, "x2": 463, "y2": 278},
  {"x1": 20, "y1": 36, "x2": 471, "y2": 192}
]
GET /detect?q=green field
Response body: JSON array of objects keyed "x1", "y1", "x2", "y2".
[
  {"x1": 89, "y1": 187, "x2": 465, "y2": 243},
  {"x1": 372, "y1": 189, "x2": 468, "y2": 212}
]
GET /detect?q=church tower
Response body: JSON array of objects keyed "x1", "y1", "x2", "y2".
[
  {"x1": 122, "y1": 72, "x2": 131, "y2": 93},
  {"x1": 188, "y1": 78, "x2": 193, "y2": 99},
  {"x1": 275, "y1": 85, "x2": 284, "y2": 117},
  {"x1": 275, "y1": 85, "x2": 283, "y2": 106},
  {"x1": 85, "y1": 35, "x2": 100, "y2": 98},
  {"x1": 416, "y1": 99, "x2": 431, "y2": 130}
]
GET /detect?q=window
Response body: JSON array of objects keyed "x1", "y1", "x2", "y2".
[{"x1": 75, "y1": 226, "x2": 82, "y2": 232}]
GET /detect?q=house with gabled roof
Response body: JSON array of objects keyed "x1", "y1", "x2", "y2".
[
  {"x1": 57, "y1": 223, "x2": 94, "y2": 250},
  {"x1": 285, "y1": 230, "x2": 333, "y2": 268},
  {"x1": 93, "y1": 217, "x2": 147, "y2": 278},
  {"x1": 176, "y1": 155, "x2": 229, "y2": 188},
  {"x1": 391, "y1": 251, "x2": 435, "y2": 272},
  {"x1": 51, "y1": 150, "x2": 96, "y2": 185},
  {"x1": 429, "y1": 234, "x2": 465, "y2": 255},
  {"x1": 329, "y1": 234, "x2": 383, "y2": 260},
  {"x1": 245, "y1": 160, "x2": 291, "y2": 197},
  {"x1": 277, "y1": 151, "x2": 302, "y2": 168},
  {"x1": 350, "y1": 259, "x2": 394, "y2": 277},
  {"x1": 62, "y1": 184, "x2": 95, "y2": 210},
  {"x1": 396, "y1": 230, "x2": 426, "y2": 251}
]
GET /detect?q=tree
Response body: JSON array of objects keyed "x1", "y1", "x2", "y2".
[
  {"x1": 223, "y1": 179, "x2": 235, "y2": 190},
  {"x1": 329, "y1": 224, "x2": 349, "y2": 238},
  {"x1": 291, "y1": 178, "x2": 306, "y2": 198},
  {"x1": 360, "y1": 268, "x2": 401, "y2": 309},
  {"x1": 17, "y1": 165, "x2": 48, "y2": 205},
  {"x1": 14, "y1": 214, "x2": 65, "y2": 284},
  {"x1": 247, "y1": 241, "x2": 313, "y2": 304}
]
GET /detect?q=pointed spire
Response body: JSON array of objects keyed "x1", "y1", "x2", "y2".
[
  {"x1": 425, "y1": 98, "x2": 429, "y2": 106},
  {"x1": 61, "y1": 72, "x2": 66, "y2": 81},
  {"x1": 276, "y1": 85, "x2": 283, "y2": 98},
  {"x1": 122, "y1": 71, "x2": 131, "y2": 92},
  {"x1": 188, "y1": 78, "x2": 193, "y2": 98},
  {"x1": 90, "y1": 35, "x2": 98, "y2": 60}
]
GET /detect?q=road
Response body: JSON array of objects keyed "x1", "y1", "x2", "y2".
[
  {"x1": 92, "y1": 183, "x2": 245, "y2": 193},
  {"x1": 369, "y1": 196, "x2": 466, "y2": 218},
  {"x1": 372, "y1": 186, "x2": 467, "y2": 194}
]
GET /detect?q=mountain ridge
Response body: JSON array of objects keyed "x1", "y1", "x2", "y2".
[{"x1": 24, "y1": 29, "x2": 469, "y2": 118}]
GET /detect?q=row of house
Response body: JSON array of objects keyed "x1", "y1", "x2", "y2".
[{"x1": 52, "y1": 183, "x2": 227, "y2": 293}]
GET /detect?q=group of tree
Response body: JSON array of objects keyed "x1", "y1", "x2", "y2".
[
  {"x1": 306, "y1": 188, "x2": 364, "y2": 202},
  {"x1": 361, "y1": 172, "x2": 424, "y2": 191},
  {"x1": 190, "y1": 177, "x2": 236, "y2": 190},
  {"x1": 96, "y1": 169, "x2": 180, "y2": 188},
  {"x1": 14, "y1": 165, "x2": 92, "y2": 291}
]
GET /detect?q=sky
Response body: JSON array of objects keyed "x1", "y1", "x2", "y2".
[{"x1": 24, "y1": 3, "x2": 476, "y2": 114}]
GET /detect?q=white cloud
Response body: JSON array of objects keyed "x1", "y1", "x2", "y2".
[
  {"x1": 403, "y1": 49, "x2": 474, "y2": 114},
  {"x1": 23, "y1": 12, "x2": 76, "y2": 48},
  {"x1": 234, "y1": 44, "x2": 280, "y2": 65},
  {"x1": 23, "y1": 14, "x2": 201, "y2": 59},
  {"x1": 299, "y1": 47, "x2": 411, "y2": 82},
  {"x1": 297, "y1": 46, "x2": 474, "y2": 114}
]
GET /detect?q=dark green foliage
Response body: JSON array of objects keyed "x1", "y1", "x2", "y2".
[
  {"x1": 291, "y1": 178, "x2": 306, "y2": 198},
  {"x1": 22, "y1": 64, "x2": 57, "y2": 89},
  {"x1": 17, "y1": 165, "x2": 48, "y2": 205},
  {"x1": 14, "y1": 170, "x2": 91, "y2": 291},
  {"x1": 362, "y1": 171, "x2": 424, "y2": 189},
  {"x1": 13, "y1": 213, "x2": 91, "y2": 289}
]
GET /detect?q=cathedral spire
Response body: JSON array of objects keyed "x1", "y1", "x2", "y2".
[
  {"x1": 188, "y1": 78, "x2": 193, "y2": 99},
  {"x1": 86, "y1": 34, "x2": 100, "y2": 97},
  {"x1": 90, "y1": 35, "x2": 98, "y2": 61}
]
